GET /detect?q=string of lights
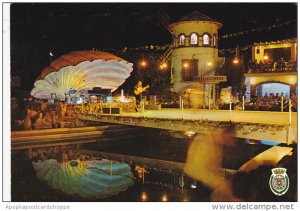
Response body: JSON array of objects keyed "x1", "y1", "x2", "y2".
[
  {"x1": 113, "y1": 20, "x2": 294, "y2": 53},
  {"x1": 218, "y1": 20, "x2": 292, "y2": 39}
]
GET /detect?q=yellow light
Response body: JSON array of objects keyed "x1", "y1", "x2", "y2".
[
  {"x1": 289, "y1": 77, "x2": 297, "y2": 85},
  {"x1": 141, "y1": 60, "x2": 147, "y2": 67},
  {"x1": 233, "y1": 58, "x2": 239, "y2": 64},
  {"x1": 160, "y1": 63, "x2": 168, "y2": 69},
  {"x1": 183, "y1": 62, "x2": 189, "y2": 68},
  {"x1": 263, "y1": 55, "x2": 269, "y2": 60},
  {"x1": 161, "y1": 194, "x2": 168, "y2": 202},
  {"x1": 184, "y1": 130, "x2": 196, "y2": 137},
  {"x1": 141, "y1": 192, "x2": 148, "y2": 201},
  {"x1": 207, "y1": 62, "x2": 212, "y2": 66}
]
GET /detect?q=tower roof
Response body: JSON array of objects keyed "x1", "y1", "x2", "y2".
[
  {"x1": 169, "y1": 11, "x2": 222, "y2": 30},
  {"x1": 180, "y1": 11, "x2": 217, "y2": 22}
]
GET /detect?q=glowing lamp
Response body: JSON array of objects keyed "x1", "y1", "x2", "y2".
[
  {"x1": 233, "y1": 58, "x2": 239, "y2": 64},
  {"x1": 161, "y1": 194, "x2": 168, "y2": 202},
  {"x1": 263, "y1": 55, "x2": 269, "y2": 60},
  {"x1": 160, "y1": 63, "x2": 168, "y2": 69},
  {"x1": 141, "y1": 192, "x2": 148, "y2": 201},
  {"x1": 190, "y1": 184, "x2": 197, "y2": 189},
  {"x1": 141, "y1": 60, "x2": 147, "y2": 67},
  {"x1": 183, "y1": 62, "x2": 189, "y2": 68},
  {"x1": 207, "y1": 62, "x2": 212, "y2": 66}
]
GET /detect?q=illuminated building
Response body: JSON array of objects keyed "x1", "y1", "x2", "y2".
[
  {"x1": 169, "y1": 11, "x2": 227, "y2": 108},
  {"x1": 245, "y1": 39, "x2": 297, "y2": 100},
  {"x1": 30, "y1": 50, "x2": 133, "y2": 101}
]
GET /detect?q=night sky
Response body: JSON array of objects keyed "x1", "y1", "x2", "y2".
[{"x1": 10, "y1": 3, "x2": 297, "y2": 91}]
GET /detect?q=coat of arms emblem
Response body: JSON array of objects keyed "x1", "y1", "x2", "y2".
[{"x1": 269, "y1": 168, "x2": 289, "y2": 196}]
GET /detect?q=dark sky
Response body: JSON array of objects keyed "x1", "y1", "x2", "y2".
[{"x1": 10, "y1": 3, "x2": 297, "y2": 90}]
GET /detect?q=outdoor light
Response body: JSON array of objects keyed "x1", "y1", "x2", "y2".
[
  {"x1": 190, "y1": 184, "x2": 197, "y2": 189},
  {"x1": 141, "y1": 60, "x2": 147, "y2": 67},
  {"x1": 160, "y1": 62, "x2": 168, "y2": 69},
  {"x1": 263, "y1": 54, "x2": 269, "y2": 60},
  {"x1": 161, "y1": 194, "x2": 168, "y2": 202},
  {"x1": 233, "y1": 58, "x2": 239, "y2": 64},
  {"x1": 183, "y1": 62, "x2": 189, "y2": 68},
  {"x1": 49, "y1": 52, "x2": 54, "y2": 57},
  {"x1": 141, "y1": 192, "x2": 148, "y2": 201}
]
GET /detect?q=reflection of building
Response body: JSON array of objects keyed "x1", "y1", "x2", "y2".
[
  {"x1": 169, "y1": 11, "x2": 227, "y2": 108},
  {"x1": 245, "y1": 39, "x2": 297, "y2": 100}
]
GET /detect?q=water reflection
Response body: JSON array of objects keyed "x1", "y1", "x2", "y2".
[
  {"x1": 32, "y1": 158, "x2": 134, "y2": 198},
  {"x1": 11, "y1": 127, "x2": 297, "y2": 202}
]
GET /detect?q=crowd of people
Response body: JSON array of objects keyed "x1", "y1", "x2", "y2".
[
  {"x1": 11, "y1": 97, "x2": 138, "y2": 131},
  {"x1": 247, "y1": 58, "x2": 297, "y2": 73},
  {"x1": 246, "y1": 92, "x2": 297, "y2": 111},
  {"x1": 11, "y1": 98, "x2": 87, "y2": 131}
]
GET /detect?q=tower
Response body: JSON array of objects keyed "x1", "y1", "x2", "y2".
[{"x1": 169, "y1": 11, "x2": 226, "y2": 108}]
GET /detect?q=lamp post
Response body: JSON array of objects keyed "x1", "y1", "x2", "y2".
[
  {"x1": 289, "y1": 99, "x2": 292, "y2": 125},
  {"x1": 281, "y1": 96, "x2": 284, "y2": 112},
  {"x1": 229, "y1": 102, "x2": 232, "y2": 122},
  {"x1": 109, "y1": 90, "x2": 112, "y2": 114}
]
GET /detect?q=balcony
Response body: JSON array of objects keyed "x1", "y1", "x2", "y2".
[{"x1": 246, "y1": 61, "x2": 297, "y2": 74}]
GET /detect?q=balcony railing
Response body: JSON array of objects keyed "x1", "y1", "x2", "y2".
[
  {"x1": 193, "y1": 75, "x2": 227, "y2": 83},
  {"x1": 246, "y1": 62, "x2": 297, "y2": 74}
]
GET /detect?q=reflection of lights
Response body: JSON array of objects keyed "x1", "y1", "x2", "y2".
[
  {"x1": 207, "y1": 62, "x2": 212, "y2": 66},
  {"x1": 141, "y1": 192, "x2": 148, "y2": 201},
  {"x1": 161, "y1": 194, "x2": 168, "y2": 202},
  {"x1": 184, "y1": 130, "x2": 196, "y2": 137},
  {"x1": 183, "y1": 62, "x2": 189, "y2": 68},
  {"x1": 263, "y1": 55, "x2": 269, "y2": 60}
]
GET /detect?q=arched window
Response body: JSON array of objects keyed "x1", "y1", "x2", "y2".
[
  {"x1": 190, "y1": 33, "x2": 198, "y2": 45},
  {"x1": 179, "y1": 35, "x2": 186, "y2": 46},
  {"x1": 213, "y1": 35, "x2": 217, "y2": 47},
  {"x1": 203, "y1": 34, "x2": 210, "y2": 45}
]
